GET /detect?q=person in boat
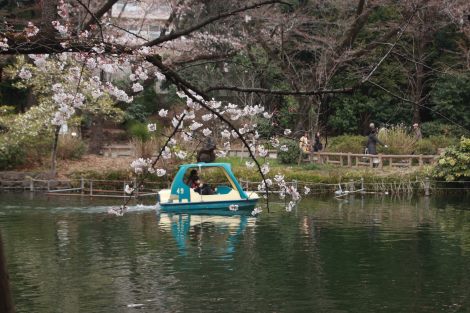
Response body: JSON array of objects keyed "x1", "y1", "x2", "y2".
[
  {"x1": 186, "y1": 169, "x2": 214, "y2": 195},
  {"x1": 186, "y1": 169, "x2": 200, "y2": 188},
  {"x1": 193, "y1": 178, "x2": 215, "y2": 195}
]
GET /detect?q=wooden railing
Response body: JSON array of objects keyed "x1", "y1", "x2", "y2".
[{"x1": 303, "y1": 152, "x2": 438, "y2": 168}]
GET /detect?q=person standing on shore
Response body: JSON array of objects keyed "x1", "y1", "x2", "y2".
[
  {"x1": 299, "y1": 132, "x2": 310, "y2": 154},
  {"x1": 367, "y1": 123, "x2": 387, "y2": 167},
  {"x1": 413, "y1": 123, "x2": 422, "y2": 141},
  {"x1": 313, "y1": 132, "x2": 323, "y2": 152}
]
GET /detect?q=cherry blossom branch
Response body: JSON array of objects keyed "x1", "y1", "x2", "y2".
[
  {"x1": 121, "y1": 113, "x2": 187, "y2": 210},
  {"x1": 147, "y1": 55, "x2": 271, "y2": 211}
]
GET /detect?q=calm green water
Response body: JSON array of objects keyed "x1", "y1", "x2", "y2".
[{"x1": 1, "y1": 192, "x2": 470, "y2": 313}]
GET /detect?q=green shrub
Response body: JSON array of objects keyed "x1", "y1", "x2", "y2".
[
  {"x1": 327, "y1": 135, "x2": 366, "y2": 154},
  {"x1": 415, "y1": 139, "x2": 437, "y2": 155},
  {"x1": 57, "y1": 135, "x2": 87, "y2": 160},
  {"x1": 128, "y1": 122, "x2": 151, "y2": 142},
  {"x1": 428, "y1": 135, "x2": 458, "y2": 150},
  {"x1": 421, "y1": 121, "x2": 465, "y2": 138},
  {"x1": 0, "y1": 140, "x2": 26, "y2": 169},
  {"x1": 433, "y1": 137, "x2": 470, "y2": 181},
  {"x1": 277, "y1": 139, "x2": 301, "y2": 164},
  {"x1": 415, "y1": 136, "x2": 458, "y2": 155}
]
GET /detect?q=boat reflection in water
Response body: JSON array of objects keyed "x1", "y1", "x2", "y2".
[{"x1": 156, "y1": 210, "x2": 256, "y2": 256}]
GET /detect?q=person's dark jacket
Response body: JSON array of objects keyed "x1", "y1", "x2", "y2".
[
  {"x1": 313, "y1": 135, "x2": 323, "y2": 152},
  {"x1": 366, "y1": 131, "x2": 384, "y2": 155}
]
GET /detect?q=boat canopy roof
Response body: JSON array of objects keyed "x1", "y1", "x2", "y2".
[{"x1": 177, "y1": 162, "x2": 234, "y2": 171}]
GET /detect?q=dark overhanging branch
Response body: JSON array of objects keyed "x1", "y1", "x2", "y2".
[
  {"x1": 143, "y1": 0, "x2": 282, "y2": 47},
  {"x1": 203, "y1": 85, "x2": 355, "y2": 96},
  {"x1": 107, "y1": 23, "x2": 149, "y2": 42},
  {"x1": 74, "y1": 0, "x2": 105, "y2": 41},
  {"x1": 81, "y1": 0, "x2": 120, "y2": 30},
  {"x1": 171, "y1": 51, "x2": 237, "y2": 66}
]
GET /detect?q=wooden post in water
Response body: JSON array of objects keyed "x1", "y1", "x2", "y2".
[
  {"x1": 89, "y1": 180, "x2": 93, "y2": 196},
  {"x1": 134, "y1": 178, "x2": 138, "y2": 199},
  {"x1": 424, "y1": 177, "x2": 431, "y2": 196},
  {"x1": 0, "y1": 233, "x2": 15, "y2": 313},
  {"x1": 29, "y1": 177, "x2": 34, "y2": 192},
  {"x1": 361, "y1": 177, "x2": 364, "y2": 192}
]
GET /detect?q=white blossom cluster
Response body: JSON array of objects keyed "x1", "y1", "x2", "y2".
[{"x1": 0, "y1": 38, "x2": 9, "y2": 51}]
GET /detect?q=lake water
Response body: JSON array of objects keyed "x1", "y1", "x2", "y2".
[{"x1": 1, "y1": 192, "x2": 470, "y2": 313}]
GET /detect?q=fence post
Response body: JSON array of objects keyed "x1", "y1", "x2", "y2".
[
  {"x1": 80, "y1": 177, "x2": 85, "y2": 194},
  {"x1": 348, "y1": 179, "x2": 355, "y2": 192},
  {"x1": 361, "y1": 177, "x2": 364, "y2": 192},
  {"x1": 89, "y1": 180, "x2": 93, "y2": 196},
  {"x1": 47, "y1": 180, "x2": 50, "y2": 192},
  {"x1": 29, "y1": 177, "x2": 34, "y2": 192},
  {"x1": 347, "y1": 153, "x2": 352, "y2": 167},
  {"x1": 424, "y1": 177, "x2": 431, "y2": 196},
  {"x1": 419, "y1": 155, "x2": 423, "y2": 167},
  {"x1": 379, "y1": 154, "x2": 383, "y2": 169}
]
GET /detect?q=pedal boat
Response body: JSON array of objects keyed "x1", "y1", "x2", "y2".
[{"x1": 157, "y1": 163, "x2": 259, "y2": 212}]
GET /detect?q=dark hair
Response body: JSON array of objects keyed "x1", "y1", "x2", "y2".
[{"x1": 189, "y1": 169, "x2": 198, "y2": 177}]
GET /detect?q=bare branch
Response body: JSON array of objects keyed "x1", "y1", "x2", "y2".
[{"x1": 361, "y1": 9, "x2": 417, "y2": 83}]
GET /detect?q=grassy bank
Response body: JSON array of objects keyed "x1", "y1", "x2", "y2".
[{"x1": 56, "y1": 155, "x2": 431, "y2": 186}]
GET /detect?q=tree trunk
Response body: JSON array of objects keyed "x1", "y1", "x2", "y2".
[
  {"x1": 50, "y1": 125, "x2": 60, "y2": 177},
  {"x1": 0, "y1": 233, "x2": 15, "y2": 313},
  {"x1": 87, "y1": 116, "x2": 104, "y2": 154},
  {"x1": 39, "y1": 0, "x2": 58, "y2": 38}
]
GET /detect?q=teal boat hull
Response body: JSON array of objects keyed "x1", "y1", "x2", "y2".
[{"x1": 159, "y1": 198, "x2": 258, "y2": 213}]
